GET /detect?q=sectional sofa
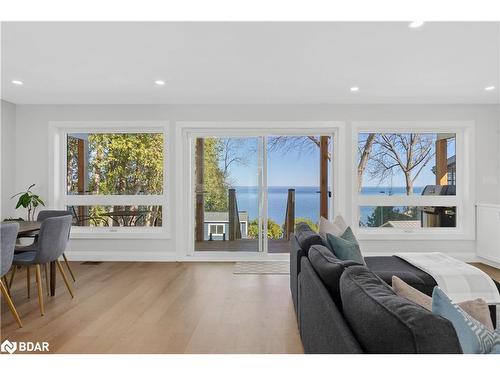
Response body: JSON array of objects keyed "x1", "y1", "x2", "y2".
[{"x1": 289, "y1": 224, "x2": 498, "y2": 354}]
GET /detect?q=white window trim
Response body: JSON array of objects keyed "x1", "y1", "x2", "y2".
[
  {"x1": 351, "y1": 121, "x2": 475, "y2": 240},
  {"x1": 48, "y1": 121, "x2": 170, "y2": 239}
]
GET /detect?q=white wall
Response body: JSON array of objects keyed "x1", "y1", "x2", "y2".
[
  {"x1": 11, "y1": 103, "x2": 500, "y2": 261},
  {"x1": 1, "y1": 100, "x2": 17, "y2": 219}
]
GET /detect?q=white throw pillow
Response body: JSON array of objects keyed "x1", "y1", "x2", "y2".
[{"x1": 319, "y1": 215, "x2": 348, "y2": 237}]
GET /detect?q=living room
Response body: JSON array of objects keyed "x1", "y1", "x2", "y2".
[{"x1": 1, "y1": 0, "x2": 500, "y2": 372}]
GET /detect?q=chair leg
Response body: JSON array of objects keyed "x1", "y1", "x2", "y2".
[
  {"x1": 8, "y1": 266, "x2": 17, "y2": 288},
  {"x1": 35, "y1": 264, "x2": 44, "y2": 316},
  {"x1": 62, "y1": 253, "x2": 76, "y2": 282},
  {"x1": 26, "y1": 266, "x2": 31, "y2": 299},
  {"x1": 2, "y1": 276, "x2": 11, "y2": 296},
  {"x1": 44, "y1": 264, "x2": 50, "y2": 296},
  {"x1": 56, "y1": 260, "x2": 74, "y2": 298},
  {"x1": 0, "y1": 279, "x2": 23, "y2": 328}
]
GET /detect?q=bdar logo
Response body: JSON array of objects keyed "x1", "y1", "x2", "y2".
[{"x1": 1, "y1": 340, "x2": 17, "y2": 354}]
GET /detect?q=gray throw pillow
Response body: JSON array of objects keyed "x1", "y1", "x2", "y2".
[
  {"x1": 326, "y1": 227, "x2": 366, "y2": 266},
  {"x1": 308, "y1": 244, "x2": 359, "y2": 307}
]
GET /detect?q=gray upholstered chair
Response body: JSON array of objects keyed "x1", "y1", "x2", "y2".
[
  {"x1": 12, "y1": 209, "x2": 75, "y2": 296},
  {"x1": 1, "y1": 222, "x2": 22, "y2": 327},
  {"x1": 13, "y1": 215, "x2": 74, "y2": 316},
  {"x1": 36, "y1": 210, "x2": 75, "y2": 282}
]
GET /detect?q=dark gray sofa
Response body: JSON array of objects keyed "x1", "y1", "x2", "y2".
[
  {"x1": 290, "y1": 226, "x2": 500, "y2": 353},
  {"x1": 289, "y1": 228, "x2": 478, "y2": 354}
]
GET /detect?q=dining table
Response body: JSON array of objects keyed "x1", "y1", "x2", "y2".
[{"x1": 16, "y1": 221, "x2": 57, "y2": 296}]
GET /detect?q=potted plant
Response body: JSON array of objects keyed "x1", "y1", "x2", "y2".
[{"x1": 11, "y1": 184, "x2": 45, "y2": 221}]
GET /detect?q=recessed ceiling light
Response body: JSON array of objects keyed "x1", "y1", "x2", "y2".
[
  {"x1": 350, "y1": 86, "x2": 359, "y2": 92},
  {"x1": 484, "y1": 86, "x2": 496, "y2": 91},
  {"x1": 11, "y1": 80, "x2": 23, "y2": 85},
  {"x1": 154, "y1": 80, "x2": 165, "y2": 86},
  {"x1": 408, "y1": 21, "x2": 425, "y2": 29}
]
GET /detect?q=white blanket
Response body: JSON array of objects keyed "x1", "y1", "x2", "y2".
[{"x1": 394, "y1": 252, "x2": 500, "y2": 304}]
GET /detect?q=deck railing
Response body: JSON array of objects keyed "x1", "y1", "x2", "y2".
[
  {"x1": 228, "y1": 188, "x2": 242, "y2": 240},
  {"x1": 284, "y1": 189, "x2": 295, "y2": 240}
]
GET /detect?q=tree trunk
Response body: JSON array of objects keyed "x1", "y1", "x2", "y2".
[
  {"x1": 357, "y1": 133, "x2": 376, "y2": 192},
  {"x1": 405, "y1": 173, "x2": 413, "y2": 195}
]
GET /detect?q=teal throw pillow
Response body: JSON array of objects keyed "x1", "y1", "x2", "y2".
[{"x1": 326, "y1": 227, "x2": 365, "y2": 266}]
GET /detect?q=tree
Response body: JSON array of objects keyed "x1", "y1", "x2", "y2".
[
  {"x1": 365, "y1": 206, "x2": 418, "y2": 228},
  {"x1": 202, "y1": 138, "x2": 229, "y2": 212},
  {"x1": 366, "y1": 134, "x2": 435, "y2": 195},
  {"x1": 291, "y1": 217, "x2": 319, "y2": 233},
  {"x1": 248, "y1": 218, "x2": 283, "y2": 239},
  {"x1": 67, "y1": 133, "x2": 164, "y2": 226},
  {"x1": 267, "y1": 135, "x2": 377, "y2": 191}
]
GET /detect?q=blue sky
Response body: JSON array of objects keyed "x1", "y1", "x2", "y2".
[
  {"x1": 220, "y1": 135, "x2": 455, "y2": 189},
  {"x1": 223, "y1": 137, "x2": 322, "y2": 187}
]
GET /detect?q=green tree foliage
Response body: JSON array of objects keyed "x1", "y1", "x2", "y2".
[
  {"x1": 202, "y1": 138, "x2": 229, "y2": 212},
  {"x1": 293, "y1": 217, "x2": 319, "y2": 232},
  {"x1": 248, "y1": 218, "x2": 283, "y2": 239},
  {"x1": 67, "y1": 133, "x2": 164, "y2": 226},
  {"x1": 365, "y1": 206, "x2": 418, "y2": 227}
]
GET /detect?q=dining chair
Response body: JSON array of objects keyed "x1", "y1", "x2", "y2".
[
  {"x1": 11, "y1": 209, "x2": 75, "y2": 295},
  {"x1": 13, "y1": 215, "x2": 73, "y2": 316},
  {"x1": 1, "y1": 222, "x2": 23, "y2": 328},
  {"x1": 36, "y1": 210, "x2": 76, "y2": 282}
]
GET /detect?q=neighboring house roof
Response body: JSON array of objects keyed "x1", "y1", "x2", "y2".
[
  {"x1": 380, "y1": 220, "x2": 421, "y2": 229},
  {"x1": 204, "y1": 211, "x2": 249, "y2": 222}
]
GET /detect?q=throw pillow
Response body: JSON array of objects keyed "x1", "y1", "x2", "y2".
[
  {"x1": 392, "y1": 276, "x2": 494, "y2": 330},
  {"x1": 308, "y1": 244, "x2": 360, "y2": 307},
  {"x1": 432, "y1": 287, "x2": 500, "y2": 354},
  {"x1": 326, "y1": 227, "x2": 365, "y2": 265},
  {"x1": 319, "y1": 215, "x2": 348, "y2": 238}
]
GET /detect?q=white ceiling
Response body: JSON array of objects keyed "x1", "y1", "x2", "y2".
[{"x1": 1, "y1": 22, "x2": 499, "y2": 104}]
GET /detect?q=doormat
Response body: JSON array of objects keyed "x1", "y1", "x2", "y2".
[{"x1": 233, "y1": 261, "x2": 289, "y2": 275}]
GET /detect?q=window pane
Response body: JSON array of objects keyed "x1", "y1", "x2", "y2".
[
  {"x1": 360, "y1": 206, "x2": 456, "y2": 228},
  {"x1": 67, "y1": 133, "x2": 164, "y2": 195},
  {"x1": 358, "y1": 133, "x2": 456, "y2": 196},
  {"x1": 67, "y1": 205, "x2": 162, "y2": 227}
]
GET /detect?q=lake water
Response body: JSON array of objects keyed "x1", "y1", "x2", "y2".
[{"x1": 234, "y1": 186, "x2": 424, "y2": 225}]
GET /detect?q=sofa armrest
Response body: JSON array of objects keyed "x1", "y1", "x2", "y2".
[{"x1": 289, "y1": 234, "x2": 304, "y2": 317}]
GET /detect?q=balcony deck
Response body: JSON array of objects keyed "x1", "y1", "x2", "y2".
[{"x1": 195, "y1": 239, "x2": 289, "y2": 253}]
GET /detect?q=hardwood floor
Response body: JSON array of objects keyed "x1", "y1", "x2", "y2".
[
  {"x1": 2, "y1": 260, "x2": 498, "y2": 354},
  {"x1": 0, "y1": 262, "x2": 303, "y2": 354},
  {"x1": 470, "y1": 262, "x2": 500, "y2": 282}
]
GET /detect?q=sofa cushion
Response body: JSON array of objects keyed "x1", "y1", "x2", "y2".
[
  {"x1": 432, "y1": 287, "x2": 500, "y2": 354},
  {"x1": 339, "y1": 266, "x2": 462, "y2": 353},
  {"x1": 308, "y1": 245, "x2": 359, "y2": 307},
  {"x1": 392, "y1": 276, "x2": 494, "y2": 330},
  {"x1": 326, "y1": 227, "x2": 366, "y2": 266},
  {"x1": 295, "y1": 222, "x2": 323, "y2": 254}
]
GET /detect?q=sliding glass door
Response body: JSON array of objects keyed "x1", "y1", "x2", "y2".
[
  {"x1": 192, "y1": 133, "x2": 333, "y2": 254},
  {"x1": 194, "y1": 136, "x2": 262, "y2": 252}
]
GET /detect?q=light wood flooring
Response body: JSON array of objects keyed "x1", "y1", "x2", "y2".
[
  {"x1": 2, "y1": 261, "x2": 499, "y2": 354},
  {"x1": 0, "y1": 262, "x2": 303, "y2": 354}
]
